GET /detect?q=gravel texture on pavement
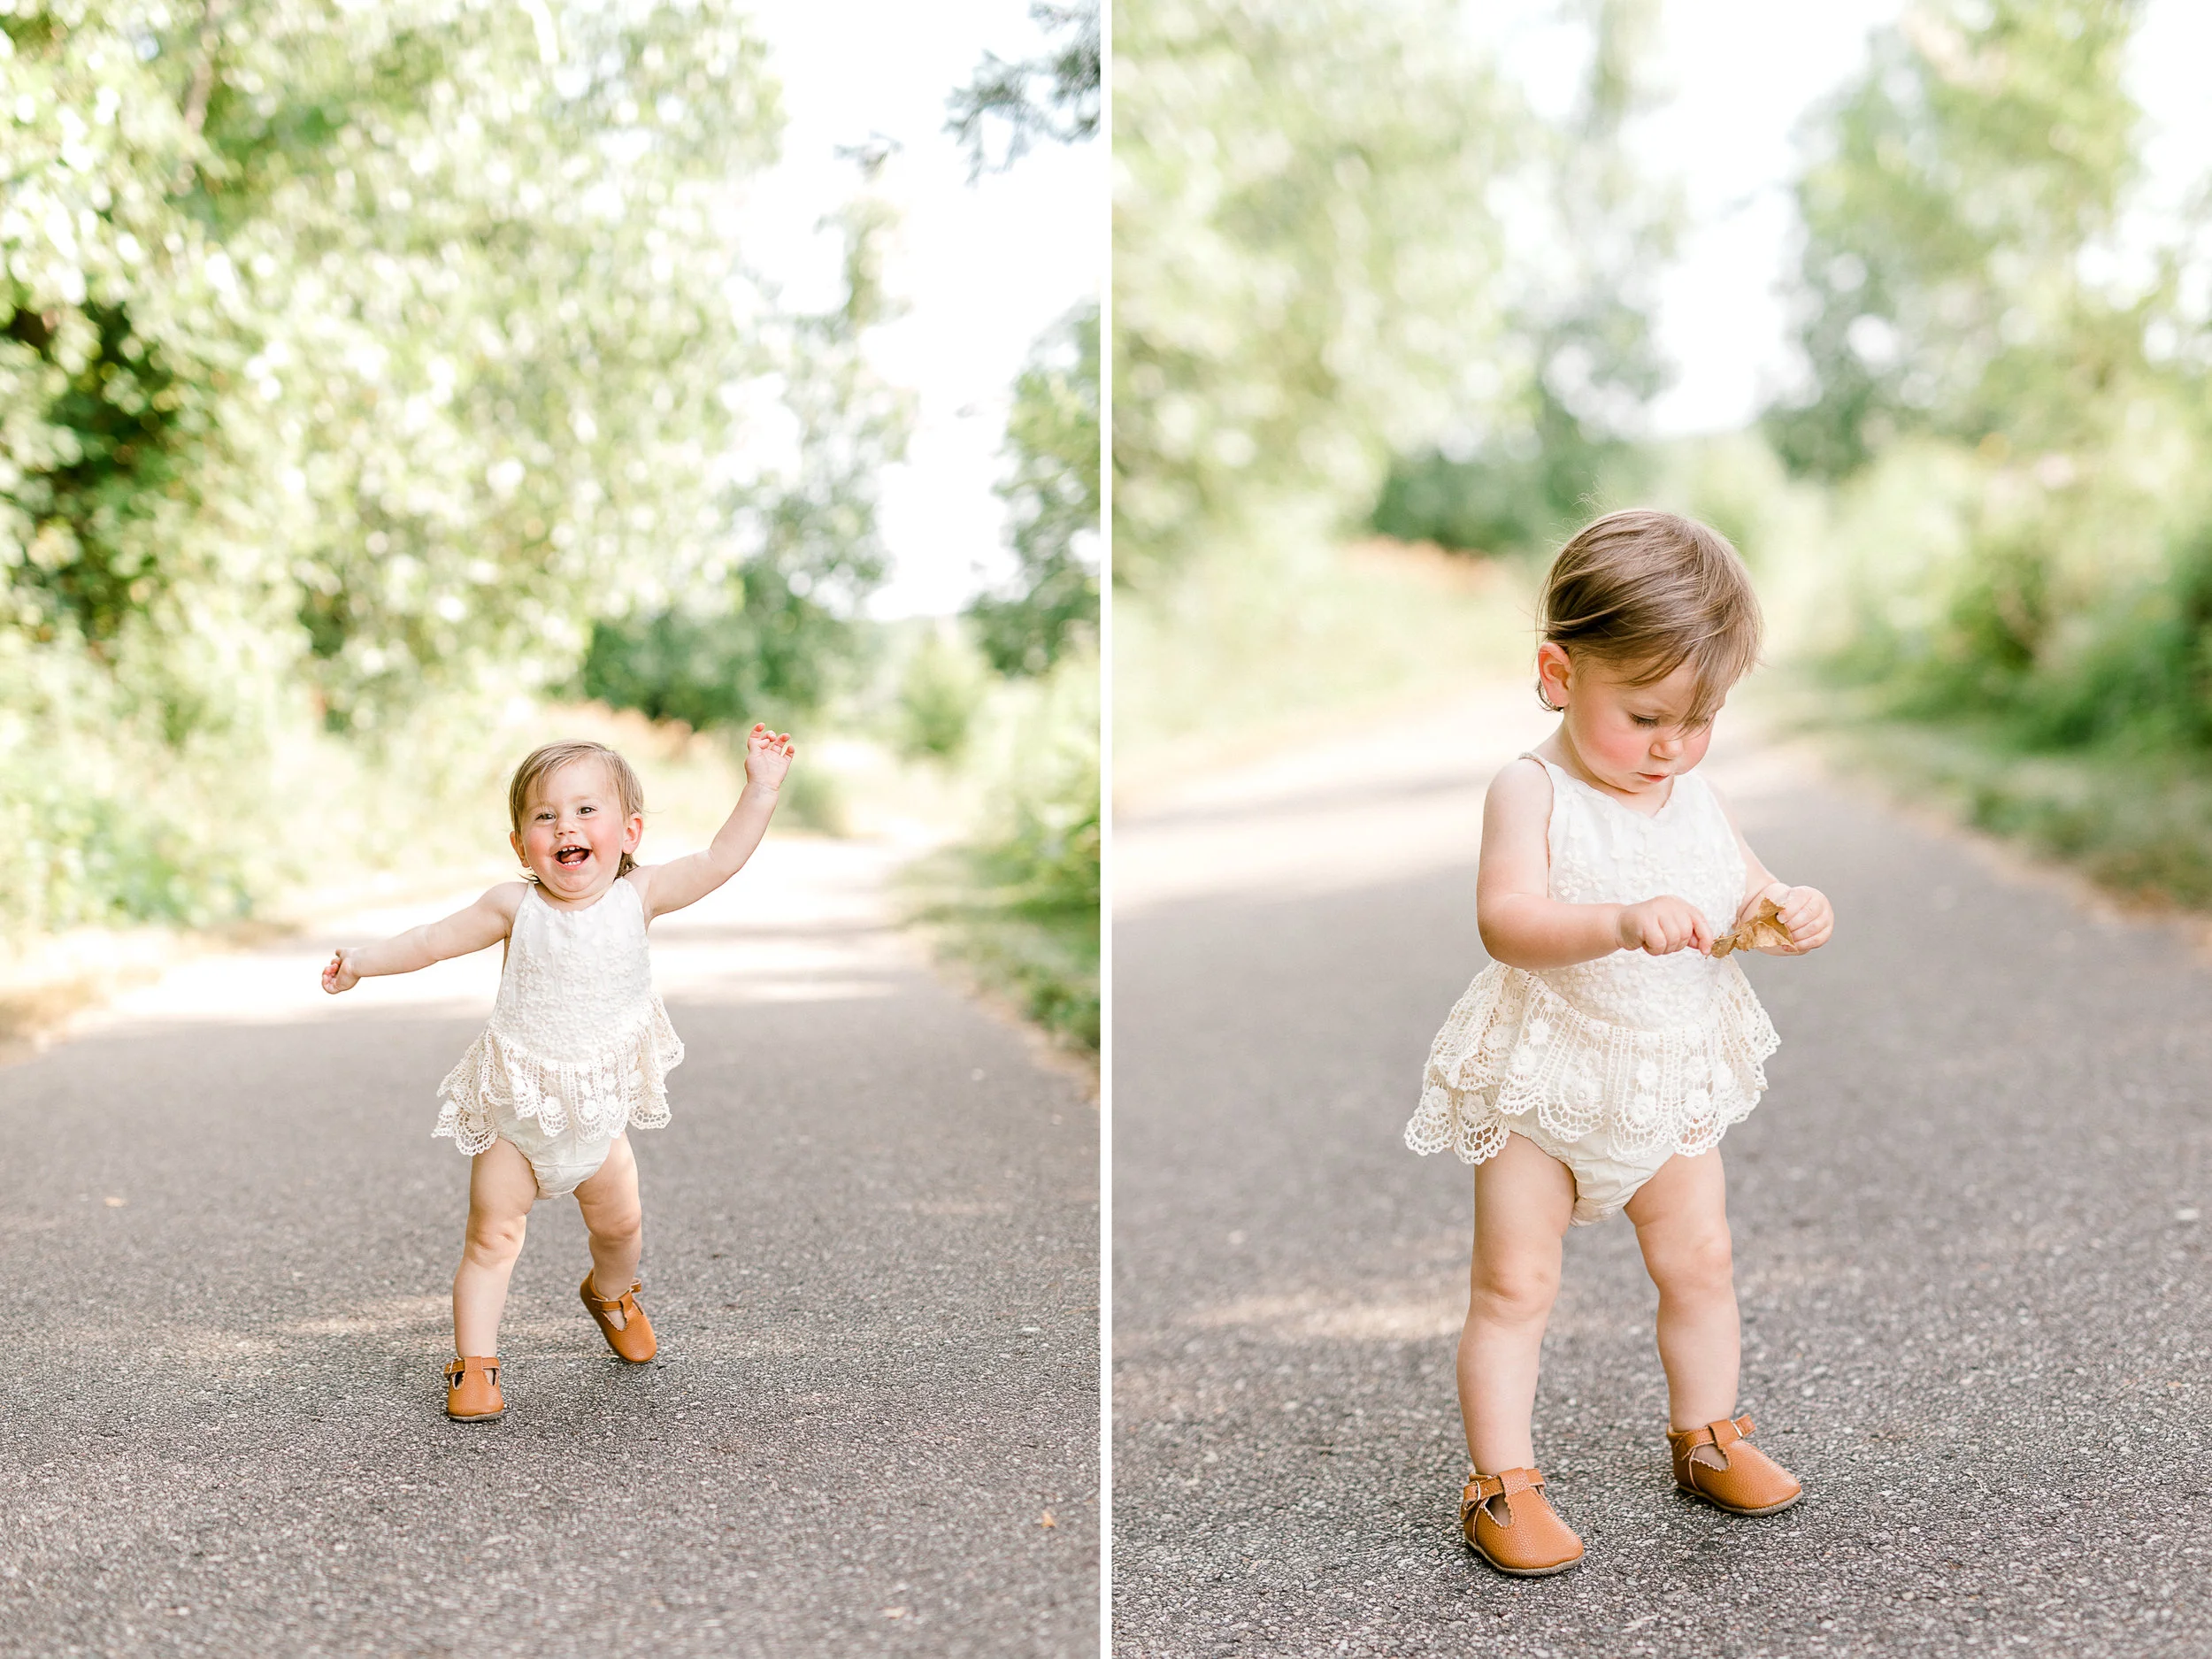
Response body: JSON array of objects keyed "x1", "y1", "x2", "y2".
[
  {"x1": 1113, "y1": 728, "x2": 2211, "y2": 1658},
  {"x1": 0, "y1": 849, "x2": 1098, "y2": 1658}
]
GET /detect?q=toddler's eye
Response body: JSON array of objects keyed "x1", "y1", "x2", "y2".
[{"x1": 1631, "y1": 715, "x2": 1658, "y2": 728}]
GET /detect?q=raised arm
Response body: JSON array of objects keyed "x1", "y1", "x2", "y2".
[
  {"x1": 1476, "y1": 758, "x2": 1714, "y2": 967},
  {"x1": 321, "y1": 884, "x2": 523, "y2": 994},
  {"x1": 634, "y1": 724, "x2": 796, "y2": 922}
]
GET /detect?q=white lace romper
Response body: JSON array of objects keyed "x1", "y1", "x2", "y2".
[
  {"x1": 1404, "y1": 755, "x2": 1779, "y2": 1224},
  {"x1": 434, "y1": 874, "x2": 684, "y2": 1197}
]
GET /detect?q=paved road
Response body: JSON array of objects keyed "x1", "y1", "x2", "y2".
[
  {"x1": 1113, "y1": 693, "x2": 2212, "y2": 1657},
  {"x1": 0, "y1": 837, "x2": 1098, "y2": 1658}
]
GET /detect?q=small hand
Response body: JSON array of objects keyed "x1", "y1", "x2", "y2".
[
  {"x1": 744, "y1": 721, "x2": 797, "y2": 790},
  {"x1": 1746, "y1": 880, "x2": 1833, "y2": 955},
  {"x1": 321, "y1": 949, "x2": 360, "y2": 995},
  {"x1": 1615, "y1": 895, "x2": 1714, "y2": 957}
]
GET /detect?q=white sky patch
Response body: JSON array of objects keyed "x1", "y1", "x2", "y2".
[
  {"x1": 1479, "y1": 0, "x2": 2212, "y2": 437},
  {"x1": 739, "y1": 3, "x2": 1101, "y2": 618}
]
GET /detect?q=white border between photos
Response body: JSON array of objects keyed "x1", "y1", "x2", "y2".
[{"x1": 1095, "y1": 2, "x2": 1115, "y2": 1652}]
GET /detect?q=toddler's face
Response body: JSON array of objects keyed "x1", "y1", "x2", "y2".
[
  {"x1": 1541, "y1": 646, "x2": 1718, "y2": 799},
  {"x1": 511, "y1": 757, "x2": 642, "y2": 900}
]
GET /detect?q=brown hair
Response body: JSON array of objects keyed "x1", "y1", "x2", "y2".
[
  {"x1": 1540, "y1": 509, "x2": 1762, "y2": 722},
  {"x1": 506, "y1": 741, "x2": 646, "y2": 879}
]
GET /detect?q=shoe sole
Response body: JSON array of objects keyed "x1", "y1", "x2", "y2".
[
  {"x1": 1464, "y1": 1540, "x2": 1585, "y2": 1578},
  {"x1": 446, "y1": 1406, "x2": 505, "y2": 1422},
  {"x1": 1677, "y1": 1482, "x2": 1801, "y2": 1517},
  {"x1": 588, "y1": 1328, "x2": 657, "y2": 1363}
]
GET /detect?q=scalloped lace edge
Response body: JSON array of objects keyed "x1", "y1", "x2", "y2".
[
  {"x1": 1404, "y1": 961, "x2": 1778, "y2": 1164},
  {"x1": 433, "y1": 999, "x2": 684, "y2": 1156}
]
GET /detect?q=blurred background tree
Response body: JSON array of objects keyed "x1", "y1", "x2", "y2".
[
  {"x1": 1, "y1": 0, "x2": 907, "y2": 933},
  {"x1": 966, "y1": 302, "x2": 1099, "y2": 676},
  {"x1": 1369, "y1": 0, "x2": 1678, "y2": 557},
  {"x1": 1112, "y1": 0, "x2": 1518, "y2": 585},
  {"x1": 1116, "y1": 0, "x2": 2212, "y2": 905},
  {"x1": 907, "y1": 0, "x2": 1101, "y2": 1050},
  {"x1": 948, "y1": 0, "x2": 1101, "y2": 177}
]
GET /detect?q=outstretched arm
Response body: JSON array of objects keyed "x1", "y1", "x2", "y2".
[
  {"x1": 635, "y1": 724, "x2": 796, "y2": 921},
  {"x1": 321, "y1": 884, "x2": 524, "y2": 994}
]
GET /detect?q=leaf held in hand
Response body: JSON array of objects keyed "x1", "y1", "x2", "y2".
[{"x1": 1712, "y1": 895, "x2": 1791, "y2": 957}]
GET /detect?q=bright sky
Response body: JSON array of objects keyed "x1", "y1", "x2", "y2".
[
  {"x1": 739, "y1": 3, "x2": 1100, "y2": 618},
  {"x1": 1491, "y1": 0, "x2": 2212, "y2": 437}
]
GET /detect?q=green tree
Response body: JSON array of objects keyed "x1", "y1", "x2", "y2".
[
  {"x1": 581, "y1": 173, "x2": 914, "y2": 731},
  {"x1": 0, "y1": 0, "x2": 907, "y2": 931},
  {"x1": 967, "y1": 302, "x2": 1098, "y2": 675},
  {"x1": 1767, "y1": 0, "x2": 2212, "y2": 755},
  {"x1": 1112, "y1": 0, "x2": 1517, "y2": 583},
  {"x1": 1767, "y1": 0, "x2": 2146, "y2": 479},
  {"x1": 947, "y1": 1, "x2": 1100, "y2": 179},
  {"x1": 1369, "y1": 0, "x2": 1677, "y2": 555}
]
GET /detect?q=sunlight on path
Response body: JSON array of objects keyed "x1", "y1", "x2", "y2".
[
  {"x1": 67, "y1": 835, "x2": 919, "y2": 1035},
  {"x1": 1115, "y1": 682, "x2": 1825, "y2": 916}
]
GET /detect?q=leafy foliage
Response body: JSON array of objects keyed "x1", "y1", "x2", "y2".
[
  {"x1": 1367, "y1": 0, "x2": 1674, "y2": 555},
  {"x1": 1768, "y1": 0, "x2": 2147, "y2": 479},
  {"x1": 1764, "y1": 0, "x2": 2212, "y2": 752},
  {"x1": 1113, "y1": 0, "x2": 1519, "y2": 583},
  {"x1": 946, "y1": 0, "x2": 1100, "y2": 178},
  {"x1": 966, "y1": 302, "x2": 1098, "y2": 675},
  {"x1": 913, "y1": 652, "x2": 1099, "y2": 1049},
  {"x1": 0, "y1": 0, "x2": 904, "y2": 933}
]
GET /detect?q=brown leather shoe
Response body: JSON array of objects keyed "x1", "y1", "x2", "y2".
[
  {"x1": 580, "y1": 1273, "x2": 657, "y2": 1363},
  {"x1": 1668, "y1": 1414, "x2": 1801, "y2": 1515},
  {"x1": 1461, "y1": 1467, "x2": 1585, "y2": 1577},
  {"x1": 444, "y1": 1355, "x2": 504, "y2": 1421}
]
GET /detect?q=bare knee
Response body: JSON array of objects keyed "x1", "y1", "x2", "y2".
[
  {"x1": 1650, "y1": 1225, "x2": 1733, "y2": 1300},
  {"x1": 464, "y1": 1211, "x2": 527, "y2": 1268},
  {"x1": 1470, "y1": 1252, "x2": 1561, "y2": 1326},
  {"x1": 585, "y1": 1203, "x2": 641, "y2": 1252}
]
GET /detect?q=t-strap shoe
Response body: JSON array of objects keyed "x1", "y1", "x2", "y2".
[
  {"x1": 1668, "y1": 1415, "x2": 1802, "y2": 1515},
  {"x1": 1461, "y1": 1467, "x2": 1585, "y2": 1577},
  {"x1": 444, "y1": 1355, "x2": 505, "y2": 1421},
  {"x1": 580, "y1": 1273, "x2": 657, "y2": 1363}
]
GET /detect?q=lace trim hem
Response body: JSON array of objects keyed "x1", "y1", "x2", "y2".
[
  {"x1": 433, "y1": 998, "x2": 685, "y2": 1156},
  {"x1": 1403, "y1": 960, "x2": 1778, "y2": 1164}
]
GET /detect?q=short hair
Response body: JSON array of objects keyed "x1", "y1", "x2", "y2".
[
  {"x1": 506, "y1": 741, "x2": 646, "y2": 878},
  {"x1": 1540, "y1": 509, "x2": 1763, "y2": 722}
]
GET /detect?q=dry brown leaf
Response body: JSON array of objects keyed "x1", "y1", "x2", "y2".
[{"x1": 1711, "y1": 895, "x2": 1792, "y2": 958}]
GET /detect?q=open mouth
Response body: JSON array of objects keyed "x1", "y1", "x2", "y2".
[{"x1": 555, "y1": 843, "x2": 590, "y2": 868}]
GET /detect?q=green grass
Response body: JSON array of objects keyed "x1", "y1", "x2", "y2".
[
  {"x1": 911, "y1": 841, "x2": 1100, "y2": 1053},
  {"x1": 906, "y1": 652, "x2": 1099, "y2": 1056},
  {"x1": 1778, "y1": 672, "x2": 2212, "y2": 910}
]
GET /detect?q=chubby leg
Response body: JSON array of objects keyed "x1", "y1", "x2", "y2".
[
  {"x1": 1624, "y1": 1148, "x2": 1739, "y2": 1433},
  {"x1": 454, "y1": 1139, "x2": 537, "y2": 1357},
  {"x1": 574, "y1": 1133, "x2": 642, "y2": 1329},
  {"x1": 1457, "y1": 1132, "x2": 1577, "y2": 1472}
]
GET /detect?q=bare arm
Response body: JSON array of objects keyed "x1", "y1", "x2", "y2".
[
  {"x1": 1476, "y1": 759, "x2": 1714, "y2": 969},
  {"x1": 635, "y1": 724, "x2": 795, "y2": 922},
  {"x1": 1710, "y1": 780, "x2": 1835, "y2": 955},
  {"x1": 322, "y1": 884, "x2": 524, "y2": 994}
]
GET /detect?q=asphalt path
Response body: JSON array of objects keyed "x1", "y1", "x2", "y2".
[
  {"x1": 1112, "y1": 693, "x2": 2212, "y2": 1657},
  {"x1": 0, "y1": 837, "x2": 1098, "y2": 1658}
]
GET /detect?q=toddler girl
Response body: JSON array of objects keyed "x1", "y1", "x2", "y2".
[
  {"x1": 1404, "y1": 511, "x2": 1834, "y2": 1575},
  {"x1": 322, "y1": 724, "x2": 795, "y2": 1420}
]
